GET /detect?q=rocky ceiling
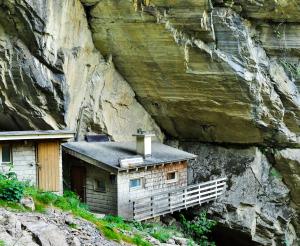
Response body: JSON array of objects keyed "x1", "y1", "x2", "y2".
[{"x1": 84, "y1": 0, "x2": 300, "y2": 146}]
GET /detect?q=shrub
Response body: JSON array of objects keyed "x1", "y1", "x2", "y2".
[
  {"x1": 0, "y1": 179, "x2": 25, "y2": 202},
  {"x1": 150, "y1": 229, "x2": 171, "y2": 243},
  {"x1": 180, "y1": 212, "x2": 216, "y2": 245}
]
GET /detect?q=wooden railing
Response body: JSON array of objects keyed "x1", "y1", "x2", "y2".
[{"x1": 132, "y1": 177, "x2": 227, "y2": 221}]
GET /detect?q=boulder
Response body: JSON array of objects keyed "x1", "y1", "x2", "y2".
[
  {"x1": 20, "y1": 197, "x2": 35, "y2": 211},
  {"x1": 21, "y1": 220, "x2": 68, "y2": 246}
]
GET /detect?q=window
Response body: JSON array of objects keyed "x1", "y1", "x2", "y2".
[
  {"x1": 129, "y1": 178, "x2": 142, "y2": 189},
  {"x1": 166, "y1": 171, "x2": 178, "y2": 183},
  {"x1": 1, "y1": 144, "x2": 12, "y2": 164},
  {"x1": 94, "y1": 179, "x2": 106, "y2": 193}
]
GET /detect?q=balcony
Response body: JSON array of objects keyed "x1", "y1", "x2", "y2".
[{"x1": 132, "y1": 177, "x2": 227, "y2": 221}]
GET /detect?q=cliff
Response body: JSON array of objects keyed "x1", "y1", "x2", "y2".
[{"x1": 0, "y1": 0, "x2": 299, "y2": 245}]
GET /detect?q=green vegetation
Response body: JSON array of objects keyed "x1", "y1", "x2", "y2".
[
  {"x1": 0, "y1": 240, "x2": 5, "y2": 246},
  {"x1": 0, "y1": 171, "x2": 25, "y2": 202},
  {"x1": 140, "y1": 223, "x2": 176, "y2": 243},
  {"x1": 0, "y1": 171, "x2": 216, "y2": 245},
  {"x1": 270, "y1": 167, "x2": 283, "y2": 180},
  {"x1": 180, "y1": 212, "x2": 216, "y2": 246}
]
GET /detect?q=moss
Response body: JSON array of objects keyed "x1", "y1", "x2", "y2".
[{"x1": 270, "y1": 167, "x2": 283, "y2": 180}]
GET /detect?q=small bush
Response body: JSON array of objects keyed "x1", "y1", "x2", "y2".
[
  {"x1": 180, "y1": 212, "x2": 216, "y2": 245},
  {"x1": 150, "y1": 229, "x2": 171, "y2": 243},
  {"x1": 0, "y1": 179, "x2": 25, "y2": 202}
]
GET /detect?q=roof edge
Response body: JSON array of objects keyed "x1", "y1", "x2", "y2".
[
  {"x1": 62, "y1": 145, "x2": 118, "y2": 173},
  {"x1": 0, "y1": 130, "x2": 75, "y2": 141}
]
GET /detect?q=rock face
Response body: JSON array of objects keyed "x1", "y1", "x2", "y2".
[
  {"x1": 87, "y1": 0, "x2": 300, "y2": 145},
  {"x1": 0, "y1": 208, "x2": 119, "y2": 246},
  {"x1": 1, "y1": 0, "x2": 300, "y2": 245},
  {"x1": 273, "y1": 149, "x2": 300, "y2": 235},
  {"x1": 179, "y1": 142, "x2": 298, "y2": 245},
  {"x1": 0, "y1": 0, "x2": 162, "y2": 141}
]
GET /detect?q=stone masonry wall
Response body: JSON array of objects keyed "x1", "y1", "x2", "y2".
[
  {"x1": 117, "y1": 161, "x2": 188, "y2": 219},
  {"x1": 0, "y1": 142, "x2": 37, "y2": 185}
]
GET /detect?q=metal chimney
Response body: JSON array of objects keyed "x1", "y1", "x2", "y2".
[{"x1": 132, "y1": 129, "x2": 155, "y2": 158}]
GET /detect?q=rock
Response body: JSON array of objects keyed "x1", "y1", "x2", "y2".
[
  {"x1": 65, "y1": 214, "x2": 75, "y2": 225},
  {"x1": 161, "y1": 215, "x2": 176, "y2": 226},
  {"x1": 70, "y1": 236, "x2": 81, "y2": 246},
  {"x1": 145, "y1": 235, "x2": 160, "y2": 246},
  {"x1": 166, "y1": 238, "x2": 176, "y2": 245},
  {"x1": 0, "y1": 208, "x2": 119, "y2": 246},
  {"x1": 180, "y1": 143, "x2": 298, "y2": 245},
  {"x1": 20, "y1": 197, "x2": 35, "y2": 211},
  {"x1": 91, "y1": 213, "x2": 106, "y2": 219},
  {"x1": 173, "y1": 237, "x2": 188, "y2": 246},
  {"x1": 4, "y1": 213, "x2": 22, "y2": 237},
  {"x1": 0, "y1": 0, "x2": 163, "y2": 142},
  {"x1": 274, "y1": 149, "x2": 300, "y2": 236},
  {"x1": 87, "y1": 0, "x2": 300, "y2": 145},
  {"x1": 21, "y1": 220, "x2": 68, "y2": 246}
]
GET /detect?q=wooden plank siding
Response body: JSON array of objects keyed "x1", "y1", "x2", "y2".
[
  {"x1": 38, "y1": 141, "x2": 60, "y2": 192},
  {"x1": 62, "y1": 154, "x2": 118, "y2": 215},
  {"x1": 85, "y1": 165, "x2": 118, "y2": 214}
]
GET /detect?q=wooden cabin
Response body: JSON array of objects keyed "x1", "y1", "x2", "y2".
[
  {"x1": 0, "y1": 130, "x2": 74, "y2": 194},
  {"x1": 63, "y1": 131, "x2": 227, "y2": 220}
]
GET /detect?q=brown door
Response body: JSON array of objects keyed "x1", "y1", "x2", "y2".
[
  {"x1": 70, "y1": 166, "x2": 86, "y2": 201},
  {"x1": 37, "y1": 141, "x2": 60, "y2": 192}
]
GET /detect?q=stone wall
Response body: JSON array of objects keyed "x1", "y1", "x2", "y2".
[
  {"x1": 117, "y1": 162, "x2": 188, "y2": 219},
  {"x1": 0, "y1": 142, "x2": 37, "y2": 185}
]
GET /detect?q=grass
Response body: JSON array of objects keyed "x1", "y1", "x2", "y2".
[
  {"x1": 0, "y1": 240, "x2": 5, "y2": 246},
  {"x1": 21, "y1": 187, "x2": 151, "y2": 245},
  {"x1": 0, "y1": 199, "x2": 27, "y2": 211},
  {"x1": 131, "y1": 222, "x2": 183, "y2": 243},
  {"x1": 68, "y1": 223, "x2": 78, "y2": 229},
  {"x1": 0, "y1": 184, "x2": 200, "y2": 246}
]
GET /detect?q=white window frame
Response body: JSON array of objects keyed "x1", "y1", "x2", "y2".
[
  {"x1": 166, "y1": 171, "x2": 178, "y2": 183},
  {"x1": 129, "y1": 178, "x2": 143, "y2": 190},
  {"x1": 0, "y1": 144, "x2": 12, "y2": 165}
]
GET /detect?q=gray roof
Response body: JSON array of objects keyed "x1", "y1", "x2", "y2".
[
  {"x1": 0, "y1": 130, "x2": 75, "y2": 141},
  {"x1": 62, "y1": 141, "x2": 196, "y2": 172}
]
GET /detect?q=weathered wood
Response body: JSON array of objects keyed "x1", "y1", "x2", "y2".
[
  {"x1": 38, "y1": 141, "x2": 60, "y2": 192},
  {"x1": 132, "y1": 177, "x2": 227, "y2": 221}
]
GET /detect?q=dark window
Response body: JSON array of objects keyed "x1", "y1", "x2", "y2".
[
  {"x1": 167, "y1": 172, "x2": 177, "y2": 182},
  {"x1": 94, "y1": 179, "x2": 106, "y2": 193},
  {"x1": 2, "y1": 144, "x2": 11, "y2": 163}
]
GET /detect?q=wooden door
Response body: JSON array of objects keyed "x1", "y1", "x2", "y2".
[
  {"x1": 70, "y1": 166, "x2": 86, "y2": 201},
  {"x1": 37, "y1": 141, "x2": 60, "y2": 192}
]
